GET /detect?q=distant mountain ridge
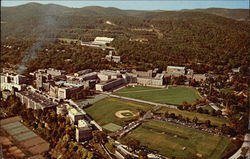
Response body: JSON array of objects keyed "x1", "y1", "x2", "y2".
[
  {"x1": 183, "y1": 8, "x2": 249, "y2": 21},
  {"x1": 1, "y1": 3, "x2": 249, "y2": 21}
]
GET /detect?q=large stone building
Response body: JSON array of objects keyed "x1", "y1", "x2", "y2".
[
  {"x1": 166, "y1": 66, "x2": 186, "y2": 75},
  {"x1": 105, "y1": 51, "x2": 121, "y2": 63},
  {"x1": 0, "y1": 73, "x2": 26, "y2": 91},
  {"x1": 66, "y1": 104, "x2": 86, "y2": 124},
  {"x1": 136, "y1": 73, "x2": 164, "y2": 86},
  {"x1": 46, "y1": 68, "x2": 66, "y2": 77},
  {"x1": 66, "y1": 72, "x2": 97, "y2": 87},
  {"x1": 132, "y1": 69, "x2": 152, "y2": 78},
  {"x1": 49, "y1": 82, "x2": 83, "y2": 99},
  {"x1": 97, "y1": 70, "x2": 122, "y2": 82},
  {"x1": 16, "y1": 90, "x2": 57, "y2": 110},
  {"x1": 96, "y1": 78, "x2": 125, "y2": 92},
  {"x1": 128, "y1": 69, "x2": 164, "y2": 86},
  {"x1": 75, "y1": 120, "x2": 92, "y2": 142},
  {"x1": 74, "y1": 69, "x2": 92, "y2": 77},
  {"x1": 92, "y1": 37, "x2": 114, "y2": 46}
]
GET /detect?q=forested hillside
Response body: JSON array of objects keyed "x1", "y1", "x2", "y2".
[{"x1": 1, "y1": 3, "x2": 249, "y2": 74}]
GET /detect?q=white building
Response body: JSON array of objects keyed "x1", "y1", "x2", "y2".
[
  {"x1": 98, "y1": 70, "x2": 122, "y2": 81},
  {"x1": 66, "y1": 104, "x2": 86, "y2": 124},
  {"x1": 76, "y1": 120, "x2": 92, "y2": 142},
  {"x1": 92, "y1": 37, "x2": 114, "y2": 46},
  {"x1": 105, "y1": 51, "x2": 121, "y2": 63},
  {"x1": 166, "y1": 66, "x2": 186, "y2": 75},
  {"x1": 0, "y1": 73, "x2": 26, "y2": 91},
  {"x1": 47, "y1": 68, "x2": 66, "y2": 77}
]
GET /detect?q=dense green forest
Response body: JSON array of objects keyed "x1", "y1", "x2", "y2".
[{"x1": 1, "y1": 3, "x2": 250, "y2": 74}]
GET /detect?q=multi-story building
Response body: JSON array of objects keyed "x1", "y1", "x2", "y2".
[
  {"x1": 105, "y1": 51, "x2": 121, "y2": 63},
  {"x1": 166, "y1": 66, "x2": 186, "y2": 75},
  {"x1": 0, "y1": 73, "x2": 26, "y2": 91},
  {"x1": 128, "y1": 70, "x2": 164, "y2": 86},
  {"x1": 92, "y1": 37, "x2": 114, "y2": 46},
  {"x1": 36, "y1": 74, "x2": 46, "y2": 89},
  {"x1": 56, "y1": 104, "x2": 68, "y2": 115},
  {"x1": 137, "y1": 73, "x2": 164, "y2": 86},
  {"x1": 97, "y1": 73, "x2": 110, "y2": 81},
  {"x1": 66, "y1": 104, "x2": 86, "y2": 124},
  {"x1": 16, "y1": 90, "x2": 57, "y2": 110},
  {"x1": 46, "y1": 68, "x2": 66, "y2": 77},
  {"x1": 98, "y1": 70, "x2": 122, "y2": 82},
  {"x1": 66, "y1": 72, "x2": 97, "y2": 88},
  {"x1": 132, "y1": 69, "x2": 153, "y2": 78},
  {"x1": 49, "y1": 82, "x2": 83, "y2": 99},
  {"x1": 96, "y1": 78, "x2": 125, "y2": 92},
  {"x1": 75, "y1": 120, "x2": 92, "y2": 142},
  {"x1": 74, "y1": 69, "x2": 92, "y2": 77}
]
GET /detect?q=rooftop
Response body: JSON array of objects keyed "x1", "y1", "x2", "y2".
[
  {"x1": 66, "y1": 104, "x2": 84, "y2": 116},
  {"x1": 56, "y1": 81, "x2": 83, "y2": 88},
  {"x1": 167, "y1": 66, "x2": 186, "y2": 70},
  {"x1": 94, "y1": 37, "x2": 114, "y2": 42},
  {"x1": 78, "y1": 119, "x2": 89, "y2": 128},
  {"x1": 19, "y1": 90, "x2": 57, "y2": 108}
]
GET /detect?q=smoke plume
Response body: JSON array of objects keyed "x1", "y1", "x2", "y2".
[{"x1": 17, "y1": 5, "x2": 60, "y2": 74}]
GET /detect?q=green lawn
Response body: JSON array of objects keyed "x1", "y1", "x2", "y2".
[
  {"x1": 103, "y1": 123, "x2": 122, "y2": 132},
  {"x1": 123, "y1": 120, "x2": 238, "y2": 159},
  {"x1": 84, "y1": 97, "x2": 152, "y2": 127},
  {"x1": 115, "y1": 86, "x2": 201, "y2": 105},
  {"x1": 156, "y1": 107, "x2": 229, "y2": 126}
]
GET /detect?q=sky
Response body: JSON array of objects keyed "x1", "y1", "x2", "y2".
[{"x1": 1, "y1": 1, "x2": 249, "y2": 10}]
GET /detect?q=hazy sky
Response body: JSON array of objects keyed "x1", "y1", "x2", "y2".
[{"x1": 1, "y1": 1, "x2": 249, "y2": 10}]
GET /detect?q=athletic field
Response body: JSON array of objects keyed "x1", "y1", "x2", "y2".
[
  {"x1": 115, "y1": 86, "x2": 201, "y2": 105},
  {"x1": 122, "y1": 120, "x2": 238, "y2": 159},
  {"x1": 84, "y1": 97, "x2": 152, "y2": 128},
  {"x1": 156, "y1": 107, "x2": 229, "y2": 126}
]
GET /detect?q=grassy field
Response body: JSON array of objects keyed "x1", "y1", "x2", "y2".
[
  {"x1": 123, "y1": 120, "x2": 238, "y2": 159},
  {"x1": 156, "y1": 107, "x2": 229, "y2": 126},
  {"x1": 84, "y1": 97, "x2": 152, "y2": 127},
  {"x1": 102, "y1": 123, "x2": 122, "y2": 132},
  {"x1": 115, "y1": 86, "x2": 201, "y2": 105}
]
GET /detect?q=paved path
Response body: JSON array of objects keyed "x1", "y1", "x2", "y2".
[{"x1": 108, "y1": 94, "x2": 178, "y2": 109}]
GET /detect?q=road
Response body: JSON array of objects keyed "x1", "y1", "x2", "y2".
[{"x1": 229, "y1": 133, "x2": 250, "y2": 159}]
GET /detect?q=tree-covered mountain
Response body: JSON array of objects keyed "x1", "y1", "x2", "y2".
[
  {"x1": 184, "y1": 8, "x2": 249, "y2": 21},
  {"x1": 1, "y1": 3, "x2": 249, "y2": 74}
]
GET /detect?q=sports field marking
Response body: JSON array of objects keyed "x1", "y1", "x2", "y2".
[{"x1": 115, "y1": 110, "x2": 138, "y2": 118}]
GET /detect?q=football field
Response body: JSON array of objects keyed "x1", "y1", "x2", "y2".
[{"x1": 122, "y1": 120, "x2": 238, "y2": 159}]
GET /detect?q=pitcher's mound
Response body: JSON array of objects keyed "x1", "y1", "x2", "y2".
[{"x1": 115, "y1": 110, "x2": 138, "y2": 118}]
